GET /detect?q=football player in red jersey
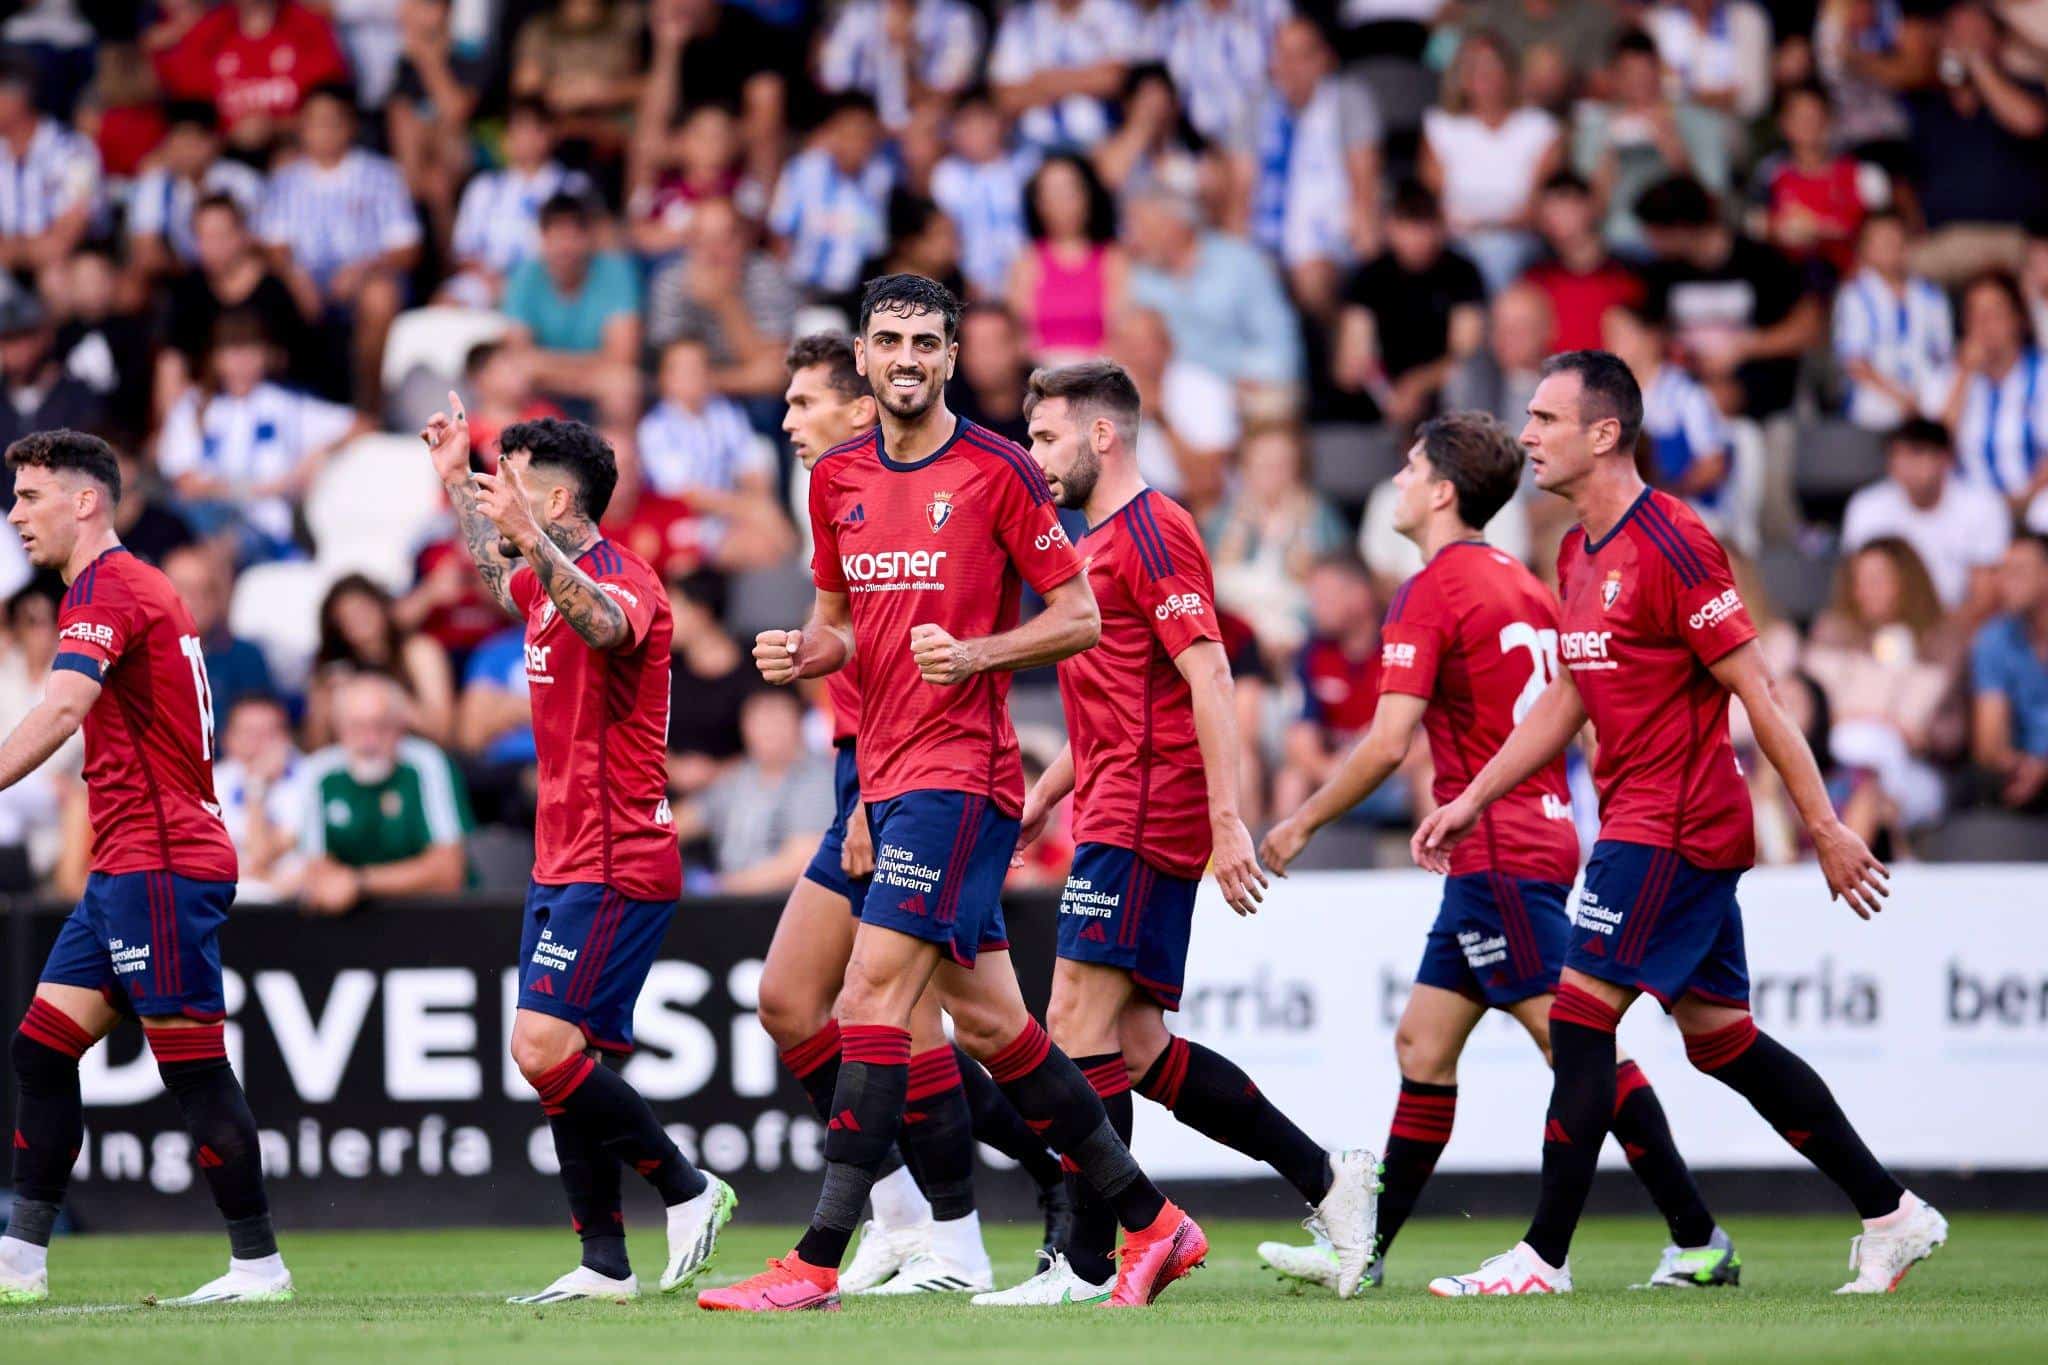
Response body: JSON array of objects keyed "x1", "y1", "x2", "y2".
[
  {"x1": 758, "y1": 333, "x2": 1070, "y2": 1296},
  {"x1": 974, "y1": 361, "x2": 1378, "y2": 1307},
  {"x1": 1415, "y1": 354, "x2": 1944, "y2": 1296},
  {"x1": 0, "y1": 431, "x2": 290, "y2": 1306},
  {"x1": 422, "y1": 404, "x2": 735, "y2": 1303},
  {"x1": 707, "y1": 276, "x2": 1200, "y2": 1313},
  {"x1": 1258, "y1": 413, "x2": 1734, "y2": 1293}
]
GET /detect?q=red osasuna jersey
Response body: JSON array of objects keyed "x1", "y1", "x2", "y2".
[
  {"x1": 1378, "y1": 541, "x2": 1579, "y2": 884},
  {"x1": 1556, "y1": 489, "x2": 1759, "y2": 869},
  {"x1": 51, "y1": 546, "x2": 237, "y2": 881},
  {"x1": 1058, "y1": 489, "x2": 1222, "y2": 880},
  {"x1": 826, "y1": 669, "x2": 861, "y2": 746},
  {"x1": 511, "y1": 539, "x2": 681, "y2": 901},
  {"x1": 809, "y1": 418, "x2": 1085, "y2": 816}
]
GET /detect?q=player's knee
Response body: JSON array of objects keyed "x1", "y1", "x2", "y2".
[
  {"x1": 509, "y1": 1024, "x2": 580, "y2": 1086},
  {"x1": 1393, "y1": 1023, "x2": 1458, "y2": 1086},
  {"x1": 946, "y1": 999, "x2": 1026, "y2": 1063},
  {"x1": 755, "y1": 975, "x2": 828, "y2": 1050},
  {"x1": 1116, "y1": 1006, "x2": 1170, "y2": 1077}
]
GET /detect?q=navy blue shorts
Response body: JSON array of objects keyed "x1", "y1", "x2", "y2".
[
  {"x1": 41, "y1": 871, "x2": 233, "y2": 1020},
  {"x1": 801, "y1": 745, "x2": 868, "y2": 908},
  {"x1": 860, "y1": 790, "x2": 1017, "y2": 967},
  {"x1": 1566, "y1": 841, "x2": 1750, "y2": 1010},
  {"x1": 1415, "y1": 874, "x2": 1571, "y2": 1008},
  {"x1": 1055, "y1": 843, "x2": 1200, "y2": 1011},
  {"x1": 517, "y1": 881, "x2": 676, "y2": 1052}
]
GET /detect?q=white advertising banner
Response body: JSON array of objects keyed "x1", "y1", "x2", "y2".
[{"x1": 1131, "y1": 864, "x2": 2048, "y2": 1176}]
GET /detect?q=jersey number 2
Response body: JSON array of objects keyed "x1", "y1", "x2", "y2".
[
  {"x1": 1498, "y1": 622, "x2": 1560, "y2": 724},
  {"x1": 178, "y1": 634, "x2": 217, "y2": 760}
]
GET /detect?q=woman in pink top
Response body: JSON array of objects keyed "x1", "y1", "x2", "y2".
[{"x1": 1009, "y1": 153, "x2": 1125, "y2": 363}]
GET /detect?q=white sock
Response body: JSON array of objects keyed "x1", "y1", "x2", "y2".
[
  {"x1": 229, "y1": 1252, "x2": 285, "y2": 1280},
  {"x1": 926, "y1": 1212, "x2": 989, "y2": 1272},
  {"x1": 0, "y1": 1234, "x2": 48, "y2": 1277},
  {"x1": 869, "y1": 1165, "x2": 931, "y2": 1230}
]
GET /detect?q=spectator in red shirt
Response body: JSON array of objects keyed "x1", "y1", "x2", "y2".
[
  {"x1": 150, "y1": 0, "x2": 348, "y2": 154},
  {"x1": 1519, "y1": 169, "x2": 1644, "y2": 354},
  {"x1": 1276, "y1": 554, "x2": 1414, "y2": 826},
  {"x1": 1749, "y1": 82, "x2": 1888, "y2": 285}
]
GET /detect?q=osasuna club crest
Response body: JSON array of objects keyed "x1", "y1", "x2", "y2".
[
  {"x1": 926, "y1": 490, "x2": 954, "y2": 532},
  {"x1": 1602, "y1": 570, "x2": 1623, "y2": 610}
]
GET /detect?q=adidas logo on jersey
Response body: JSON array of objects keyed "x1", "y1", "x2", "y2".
[{"x1": 846, "y1": 504, "x2": 866, "y2": 524}]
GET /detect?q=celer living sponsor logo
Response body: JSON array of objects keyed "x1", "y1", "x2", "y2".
[
  {"x1": 874, "y1": 842, "x2": 942, "y2": 895},
  {"x1": 1687, "y1": 587, "x2": 1744, "y2": 632},
  {"x1": 1035, "y1": 519, "x2": 1070, "y2": 552},
  {"x1": 60, "y1": 620, "x2": 115, "y2": 650},
  {"x1": 1154, "y1": 592, "x2": 1205, "y2": 622},
  {"x1": 1560, "y1": 630, "x2": 1616, "y2": 671},
  {"x1": 598, "y1": 582, "x2": 639, "y2": 608},
  {"x1": 1059, "y1": 877, "x2": 1119, "y2": 918},
  {"x1": 1382, "y1": 641, "x2": 1417, "y2": 669},
  {"x1": 841, "y1": 549, "x2": 948, "y2": 593}
]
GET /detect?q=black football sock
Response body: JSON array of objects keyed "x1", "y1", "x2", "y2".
[
  {"x1": 1686, "y1": 1017, "x2": 1903, "y2": 1219},
  {"x1": 794, "y1": 1024, "x2": 910, "y2": 1268},
  {"x1": 987, "y1": 1019, "x2": 1166, "y2": 1233},
  {"x1": 1137, "y1": 1037, "x2": 1331, "y2": 1205},
  {"x1": 9, "y1": 1001, "x2": 92, "y2": 1245},
  {"x1": 1610, "y1": 1060, "x2": 1717, "y2": 1247},
  {"x1": 899, "y1": 1047, "x2": 976, "y2": 1221},
  {"x1": 1375, "y1": 1078, "x2": 1456, "y2": 1259},
  {"x1": 1062, "y1": 1052, "x2": 1130, "y2": 1285},
  {"x1": 148, "y1": 1025, "x2": 276, "y2": 1260},
  {"x1": 1523, "y1": 985, "x2": 1620, "y2": 1268},
  {"x1": 956, "y1": 1045, "x2": 1064, "y2": 1192},
  {"x1": 547, "y1": 1110, "x2": 629, "y2": 1278},
  {"x1": 534, "y1": 1053, "x2": 708, "y2": 1208},
  {"x1": 782, "y1": 1019, "x2": 908, "y2": 1184}
]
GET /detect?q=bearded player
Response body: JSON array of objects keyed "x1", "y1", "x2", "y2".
[
  {"x1": 1416, "y1": 354, "x2": 1945, "y2": 1296},
  {"x1": 0, "y1": 430, "x2": 290, "y2": 1307},
  {"x1": 422, "y1": 404, "x2": 735, "y2": 1303},
  {"x1": 1256, "y1": 412, "x2": 1737, "y2": 1293},
  {"x1": 763, "y1": 333, "x2": 1071, "y2": 1296},
  {"x1": 706, "y1": 275, "x2": 1203, "y2": 1312},
  {"x1": 974, "y1": 362, "x2": 1379, "y2": 1306}
]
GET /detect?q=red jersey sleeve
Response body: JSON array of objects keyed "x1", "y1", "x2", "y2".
[
  {"x1": 591, "y1": 557, "x2": 659, "y2": 651},
  {"x1": 1376, "y1": 572, "x2": 1445, "y2": 700},
  {"x1": 509, "y1": 565, "x2": 541, "y2": 614},
  {"x1": 1135, "y1": 499, "x2": 1222, "y2": 659},
  {"x1": 991, "y1": 460, "x2": 1084, "y2": 597},
  {"x1": 54, "y1": 589, "x2": 133, "y2": 684},
  {"x1": 1656, "y1": 500, "x2": 1758, "y2": 666},
  {"x1": 809, "y1": 464, "x2": 848, "y2": 593}
]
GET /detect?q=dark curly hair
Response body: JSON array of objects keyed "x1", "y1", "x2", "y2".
[
  {"x1": 498, "y1": 416, "x2": 619, "y2": 523},
  {"x1": 857, "y1": 273, "x2": 961, "y2": 342}
]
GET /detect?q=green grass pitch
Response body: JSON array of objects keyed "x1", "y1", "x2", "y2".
[{"x1": 7, "y1": 1214, "x2": 2046, "y2": 1364}]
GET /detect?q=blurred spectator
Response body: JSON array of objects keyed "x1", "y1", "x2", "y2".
[
  {"x1": 1805, "y1": 536, "x2": 1964, "y2": 845},
  {"x1": 1748, "y1": 83, "x2": 1889, "y2": 283},
  {"x1": 817, "y1": 0, "x2": 986, "y2": 130},
  {"x1": 1231, "y1": 15, "x2": 1381, "y2": 313},
  {"x1": 503, "y1": 193, "x2": 644, "y2": 430},
  {"x1": 1833, "y1": 209, "x2": 1955, "y2": 432},
  {"x1": 629, "y1": 104, "x2": 759, "y2": 259},
  {"x1": 1920, "y1": 270, "x2": 2048, "y2": 510},
  {"x1": 989, "y1": 0, "x2": 1140, "y2": 152},
  {"x1": 931, "y1": 90, "x2": 1033, "y2": 297},
  {"x1": 155, "y1": 310, "x2": 369, "y2": 562},
  {"x1": 305, "y1": 572, "x2": 457, "y2": 749},
  {"x1": 664, "y1": 570, "x2": 764, "y2": 801},
  {"x1": 1813, "y1": 0, "x2": 1938, "y2": 161},
  {"x1": 511, "y1": 0, "x2": 644, "y2": 143},
  {"x1": 1010, "y1": 153, "x2": 1124, "y2": 362},
  {"x1": 767, "y1": 93, "x2": 894, "y2": 295},
  {"x1": 76, "y1": 39, "x2": 167, "y2": 184},
  {"x1": 108, "y1": 446, "x2": 198, "y2": 567},
  {"x1": 1519, "y1": 169, "x2": 1644, "y2": 354},
  {"x1": 452, "y1": 339, "x2": 562, "y2": 467},
  {"x1": 637, "y1": 0, "x2": 795, "y2": 206},
  {"x1": 1645, "y1": 0, "x2": 1774, "y2": 121},
  {"x1": 163, "y1": 542, "x2": 276, "y2": 722},
  {"x1": 259, "y1": 87, "x2": 422, "y2": 410},
  {"x1": 0, "y1": 582, "x2": 80, "y2": 889},
  {"x1": 51, "y1": 244, "x2": 153, "y2": 428},
  {"x1": 857, "y1": 192, "x2": 968, "y2": 312},
  {"x1": 1332, "y1": 181, "x2": 1487, "y2": 427},
  {"x1": 298, "y1": 673, "x2": 471, "y2": 914},
  {"x1": 1107, "y1": 304, "x2": 1237, "y2": 509},
  {"x1": 453, "y1": 622, "x2": 538, "y2": 826},
  {"x1": 387, "y1": 0, "x2": 481, "y2": 237},
  {"x1": 1126, "y1": 188, "x2": 1303, "y2": 387},
  {"x1": 1970, "y1": 531, "x2": 2048, "y2": 810},
  {"x1": 636, "y1": 336, "x2": 775, "y2": 504},
  {"x1": 1606, "y1": 304, "x2": 1732, "y2": 519},
  {"x1": 159, "y1": 193, "x2": 320, "y2": 406},
  {"x1": 1207, "y1": 423, "x2": 1349, "y2": 648},
  {"x1": 1466, "y1": 0, "x2": 1618, "y2": 95},
  {"x1": 1904, "y1": 2, "x2": 2048, "y2": 282},
  {"x1": 645, "y1": 197, "x2": 799, "y2": 395},
  {"x1": 1153, "y1": 0, "x2": 1287, "y2": 146},
  {"x1": 0, "y1": 56, "x2": 102, "y2": 289},
  {"x1": 1274, "y1": 553, "x2": 1409, "y2": 822},
  {"x1": 1, "y1": 1, "x2": 95, "y2": 123},
  {"x1": 1419, "y1": 28, "x2": 1562, "y2": 293},
  {"x1": 1843, "y1": 417, "x2": 2009, "y2": 616},
  {"x1": 1637, "y1": 174, "x2": 1820, "y2": 419},
  {"x1": 1445, "y1": 278, "x2": 1555, "y2": 428},
  {"x1": 211, "y1": 693, "x2": 310, "y2": 902},
  {"x1": 675, "y1": 688, "x2": 835, "y2": 892},
  {"x1": 444, "y1": 100, "x2": 590, "y2": 309},
  {"x1": 150, "y1": 0, "x2": 348, "y2": 155},
  {"x1": 2026, "y1": 215, "x2": 2048, "y2": 345},
  {"x1": 125, "y1": 100, "x2": 265, "y2": 282},
  {"x1": 0, "y1": 294, "x2": 106, "y2": 483},
  {"x1": 947, "y1": 301, "x2": 1034, "y2": 445},
  {"x1": 332, "y1": 0, "x2": 405, "y2": 118},
  {"x1": 1571, "y1": 29, "x2": 1729, "y2": 252},
  {"x1": 1093, "y1": 62, "x2": 1217, "y2": 207}
]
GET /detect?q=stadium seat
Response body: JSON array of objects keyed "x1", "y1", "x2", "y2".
[
  {"x1": 792, "y1": 304, "x2": 852, "y2": 339},
  {"x1": 468, "y1": 825, "x2": 537, "y2": 894},
  {"x1": 1792, "y1": 419, "x2": 1887, "y2": 500},
  {"x1": 379, "y1": 306, "x2": 512, "y2": 399},
  {"x1": 1757, "y1": 543, "x2": 1837, "y2": 627},
  {"x1": 305, "y1": 433, "x2": 448, "y2": 593},
  {"x1": 228, "y1": 559, "x2": 339, "y2": 695},
  {"x1": 1308, "y1": 423, "x2": 1405, "y2": 506},
  {"x1": 1920, "y1": 809, "x2": 2048, "y2": 863},
  {"x1": 725, "y1": 560, "x2": 816, "y2": 641}
]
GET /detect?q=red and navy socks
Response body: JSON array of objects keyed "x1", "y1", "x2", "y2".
[
  {"x1": 779, "y1": 1018, "x2": 912, "y2": 1188},
  {"x1": 954, "y1": 1044, "x2": 1065, "y2": 1193},
  {"x1": 987, "y1": 1019, "x2": 1166, "y2": 1233},
  {"x1": 899, "y1": 1046, "x2": 977, "y2": 1222},
  {"x1": 1375, "y1": 1077, "x2": 1456, "y2": 1259},
  {"x1": 547, "y1": 1109, "x2": 629, "y2": 1279},
  {"x1": 8, "y1": 1000, "x2": 91, "y2": 1249},
  {"x1": 1609, "y1": 1059, "x2": 1717, "y2": 1247},
  {"x1": 1062, "y1": 1051, "x2": 1132, "y2": 1285},
  {"x1": 795, "y1": 1024, "x2": 911, "y2": 1268},
  {"x1": 1523, "y1": 983, "x2": 1621, "y2": 1267},
  {"x1": 147, "y1": 1024, "x2": 277, "y2": 1260},
  {"x1": 1137, "y1": 1036, "x2": 1332, "y2": 1205},
  {"x1": 534, "y1": 1052, "x2": 708, "y2": 1208}
]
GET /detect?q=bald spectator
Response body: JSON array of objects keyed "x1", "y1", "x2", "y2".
[
  {"x1": 1126, "y1": 189, "x2": 1304, "y2": 390},
  {"x1": 1107, "y1": 304, "x2": 1238, "y2": 509},
  {"x1": 1446, "y1": 279, "x2": 1556, "y2": 428},
  {"x1": 674, "y1": 689, "x2": 836, "y2": 893}
]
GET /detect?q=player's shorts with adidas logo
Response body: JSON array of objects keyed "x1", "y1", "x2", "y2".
[
  {"x1": 801, "y1": 742, "x2": 869, "y2": 907},
  {"x1": 1415, "y1": 873, "x2": 1572, "y2": 1007},
  {"x1": 859, "y1": 789, "x2": 1017, "y2": 967},
  {"x1": 1564, "y1": 841, "x2": 1749, "y2": 1009},
  {"x1": 517, "y1": 881, "x2": 677, "y2": 1052},
  {"x1": 42, "y1": 871, "x2": 236, "y2": 1019},
  {"x1": 1055, "y1": 842, "x2": 1200, "y2": 1010}
]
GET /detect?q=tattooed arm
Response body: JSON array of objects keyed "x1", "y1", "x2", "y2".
[
  {"x1": 421, "y1": 393, "x2": 520, "y2": 619},
  {"x1": 470, "y1": 460, "x2": 629, "y2": 651}
]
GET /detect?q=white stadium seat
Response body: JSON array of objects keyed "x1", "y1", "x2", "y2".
[
  {"x1": 227, "y1": 558, "x2": 339, "y2": 695},
  {"x1": 304, "y1": 433, "x2": 448, "y2": 593},
  {"x1": 379, "y1": 306, "x2": 512, "y2": 396}
]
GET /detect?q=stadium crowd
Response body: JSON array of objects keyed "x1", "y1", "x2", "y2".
[{"x1": 0, "y1": 0, "x2": 2045, "y2": 904}]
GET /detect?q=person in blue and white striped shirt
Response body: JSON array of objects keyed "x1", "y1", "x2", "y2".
[
  {"x1": 1607, "y1": 304, "x2": 1732, "y2": 518},
  {"x1": 1833, "y1": 211, "x2": 1953, "y2": 431},
  {"x1": 126, "y1": 101, "x2": 267, "y2": 282},
  {"x1": 817, "y1": 0, "x2": 984, "y2": 131},
  {"x1": 929, "y1": 92, "x2": 1035, "y2": 298},
  {"x1": 259, "y1": 86, "x2": 422, "y2": 410},
  {"x1": 0, "y1": 57, "x2": 101, "y2": 286},
  {"x1": 1154, "y1": 0, "x2": 1288, "y2": 145},
  {"x1": 767, "y1": 94, "x2": 894, "y2": 294},
  {"x1": 988, "y1": 0, "x2": 1143, "y2": 152},
  {"x1": 636, "y1": 338, "x2": 772, "y2": 501},
  {"x1": 1921, "y1": 271, "x2": 2048, "y2": 510},
  {"x1": 441, "y1": 98, "x2": 592, "y2": 308}
]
